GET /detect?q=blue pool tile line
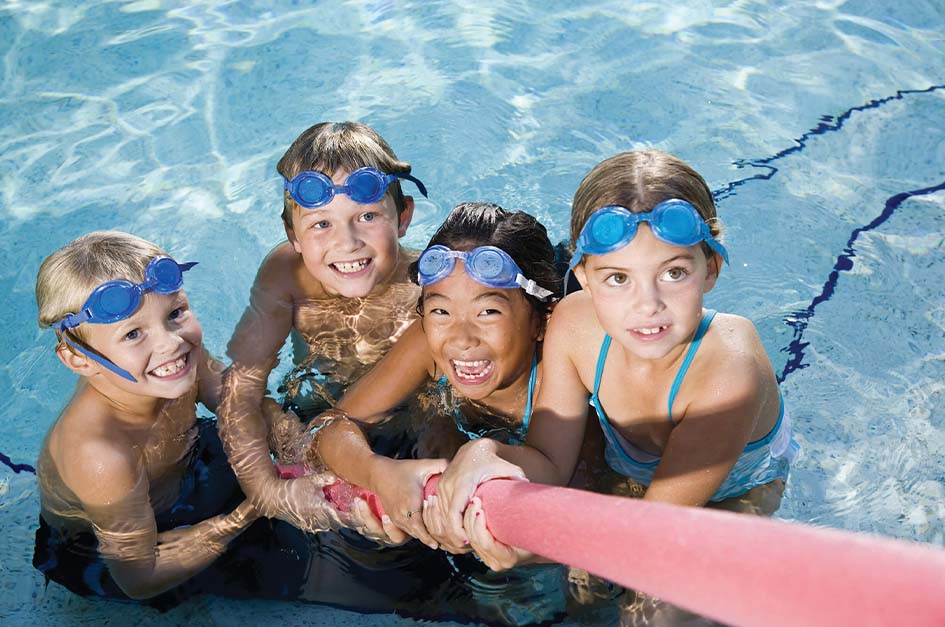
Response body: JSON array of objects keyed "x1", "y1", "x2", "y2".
[{"x1": 778, "y1": 178, "x2": 945, "y2": 383}]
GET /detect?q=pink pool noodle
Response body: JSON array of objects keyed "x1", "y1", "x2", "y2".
[{"x1": 323, "y1": 475, "x2": 945, "y2": 627}]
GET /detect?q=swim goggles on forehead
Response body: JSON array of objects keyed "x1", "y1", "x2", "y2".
[
  {"x1": 53, "y1": 256, "x2": 197, "y2": 383},
  {"x1": 417, "y1": 245, "x2": 554, "y2": 301},
  {"x1": 283, "y1": 166, "x2": 428, "y2": 209},
  {"x1": 568, "y1": 199, "x2": 729, "y2": 272}
]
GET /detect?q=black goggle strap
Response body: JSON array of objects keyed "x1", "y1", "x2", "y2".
[{"x1": 394, "y1": 172, "x2": 428, "y2": 198}]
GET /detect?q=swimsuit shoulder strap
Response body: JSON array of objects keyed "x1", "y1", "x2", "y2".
[
  {"x1": 520, "y1": 351, "x2": 539, "y2": 435},
  {"x1": 667, "y1": 309, "x2": 717, "y2": 425},
  {"x1": 592, "y1": 334, "x2": 613, "y2": 399}
]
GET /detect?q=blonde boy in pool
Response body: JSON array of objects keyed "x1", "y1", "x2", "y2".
[
  {"x1": 219, "y1": 121, "x2": 431, "y2": 535},
  {"x1": 34, "y1": 231, "x2": 260, "y2": 599}
]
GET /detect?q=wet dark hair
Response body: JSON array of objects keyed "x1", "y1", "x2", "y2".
[{"x1": 408, "y1": 202, "x2": 562, "y2": 316}]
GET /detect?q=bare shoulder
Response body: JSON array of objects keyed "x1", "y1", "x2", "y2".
[
  {"x1": 547, "y1": 290, "x2": 601, "y2": 340},
  {"x1": 257, "y1": 241, "x2": 323, "y2": 301},
  {"x1": 699, "y1": 311, "x2": 775, "y2": 390},
  {"x1": 54, "y1": 405, "x2": 145, "y2": 509},
  {"x1": 704, "y1": 312, "x2": 767, "y2": 358},
  {"x1": 544, "y1": 290, "x2": 606, "y2": 371}
]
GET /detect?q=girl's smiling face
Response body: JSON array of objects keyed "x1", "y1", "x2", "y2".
[
  {"x1": 421, "y1": 264, "x2": 541, "y2": 406},
  {"x1": 576, "y1": 223, "x2": 720, "y2": 363}
]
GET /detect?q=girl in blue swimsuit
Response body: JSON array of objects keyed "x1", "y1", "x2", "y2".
[
  {"x1": 432, "y1": 151, "x2": 799, "y2": 625},
  {"x1": 312, "y1": 202, "x2": 611, "y2": 625}
]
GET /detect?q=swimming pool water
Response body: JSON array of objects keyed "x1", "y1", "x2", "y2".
[{"x1": 2, "y1": 1, "x2": 944, "y2": 624}]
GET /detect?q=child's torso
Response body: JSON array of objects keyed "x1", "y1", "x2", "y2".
[
  {"x1": 39, "y1": 383, "x2": 200, "y2": 530},
  {"x1": 291, "y1": 281, "x2": 420, "y2": 384}
]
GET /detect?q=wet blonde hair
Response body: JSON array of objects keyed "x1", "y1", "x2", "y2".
[
  {"x1": 570, "y1": 150, "x2": 722, "y2": 260},
  {"x1": 277, "y1": 121, "x2": 414, "y2": 226},
  {"x1": 36, "y1": 231, "x2": 167, "y2": 343}
]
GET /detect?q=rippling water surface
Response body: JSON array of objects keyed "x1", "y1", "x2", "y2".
[{"x1": 2, "y1": 1, "x2": 944, "y2": 624}]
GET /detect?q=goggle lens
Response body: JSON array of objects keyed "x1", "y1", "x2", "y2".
[
  {"x1": 98, "y1": 284, "x2": 136, "y2": 317},
  {"x1": 591, "y1": 211, "x2": 632, "y2": 247},
  {"x1": 468, "y1": 248, "x2": 506, "y2": 282},
  {"x1": 418, "y1": 247, "x2": 449, "y2": 278},
  {"x1": 348, "y1": 169, "x2": 386, "y2": 203},
  {"x1": 656, "y1": 203, "x2": 700, "y2": 245},
  {"x1": 149, "y1": 257, "x2": 185, "y2": 293},
  {"x1": 295, "y1": 173, "x2": 331, "y2": 207}
]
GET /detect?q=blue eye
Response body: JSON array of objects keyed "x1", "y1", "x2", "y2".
[
  {"x1": 125, "y1": 329, "x2": 140, "y2": 341},
  {"x1": 361, "y1": 212, "x2": 376, "y2": 222},
  {"x1": 168, "y1": 307, "x2": 183, "y2": 320}
]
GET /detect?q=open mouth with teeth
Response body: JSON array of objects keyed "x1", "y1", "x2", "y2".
[
  {"x1": 331, "y1": 258, "x2": 372, "y2": 275},
  {"x1": 450, "y1": 358, "x2": 495, "y2": 385},
  {"x1": 149, "y1": 352, "x2": 191, "y2": 379},
  {"x1": 630, "y1": 325, "x2": 669, "y2": 340}
]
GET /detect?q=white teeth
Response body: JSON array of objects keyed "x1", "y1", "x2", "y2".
[
  {"x1": 333, "y1": 259, "x2": 369, "y2": 274},
  {"x1": 453, "y1": 359, "x2": 489, "y2": 367},
  {"x1": 634, "y1": 326, "x2": 666, "y2": 335},
  {"x1": 152, "y1": 355, "x2": 187, "y2": 377},
  {"x1": 452, "y1": 359, "x2": 493, "y2": 381}
]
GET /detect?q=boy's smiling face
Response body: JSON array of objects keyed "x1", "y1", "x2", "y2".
[
  {"x1": 78, "y1": 291, "x2": 203, "y2": 399},
  {"x1": 286, "y1": 168, "x2": 413, "y2": 298}
]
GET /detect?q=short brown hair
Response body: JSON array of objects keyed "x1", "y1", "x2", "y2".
[
  {"x1": 277, "y1": 121, "x2": 414, "y2": 226},
  {"x1": 571, "y1": 150, "x2": 722, "y2": 260}
]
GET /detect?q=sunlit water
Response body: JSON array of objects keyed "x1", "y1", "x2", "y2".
[{"x1": 2, "y1": 1, "x2": 944, "y2": 625}]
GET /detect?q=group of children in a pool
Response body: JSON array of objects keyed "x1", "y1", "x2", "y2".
[{"x1": 33, "y1": 121, "x2": 798, "y2": 625}]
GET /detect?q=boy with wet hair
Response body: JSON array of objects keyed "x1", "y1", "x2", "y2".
[
  {"x1": 33, "y1": 231, "x2": 262, "y2": 600},
  {"x1": 219, "y1": 121, "x2": 428, "y2": 533}
]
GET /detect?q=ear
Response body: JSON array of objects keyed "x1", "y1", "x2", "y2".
[
  {"x1": 397, "y1": 196, "x2": 415, "y2": 237},
  {"x1": 573, "y1": 263, "x2": 589, "y2": 291},
  {"x1": 533, "y1": 309, "x2": 552, "y2": 343},
  {"x1": 703, "y1": 253, "x2": 722, "y2": 293},
  {"x1": 284, "y1": 220, "x2": 303, "y2": 254},
  {"x1": 56, "y1": 342, "x2": 97, "y2": 377}
]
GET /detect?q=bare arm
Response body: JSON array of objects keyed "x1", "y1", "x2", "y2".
[
  {"x1": 72, "y1": 442, "x2": 259, "y2": 599},
  {"x1": 644, "y1": 327, "x2": 768, "y2": 506},
  {"x1": 315, "y1": 320, "x2": 447, "y2": 546},
  {"x1": 215, "y1": 245, "x2": 344, "y2": 529},
  {"x1": 431, "y1": 297, "x2": 595, "y2": 549}
]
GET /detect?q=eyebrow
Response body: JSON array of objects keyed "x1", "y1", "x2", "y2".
[{"x1": 593, "y1": 253, "x2": 696, "y2": 272}]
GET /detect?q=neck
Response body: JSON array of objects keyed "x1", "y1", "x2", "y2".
[
  {"x1": 478, "y1": 350, "x2": 538, "y2": 425},
  {"x1": 85, "y1": 376, "x2": 167, "y2": 427}
]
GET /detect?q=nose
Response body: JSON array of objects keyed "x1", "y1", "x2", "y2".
[
  {"x1": 630, "y1": 278, "x2": 664, "y2": 317},
  {"x1": 445, "y1": 317, "x2": 480, "y2": 352},
  {"x1": 153, "y1": 323, "x2": 185, "y2": 356},
  {"x1": 332, "y1": 217, "x2": 364, "y2": 252}
]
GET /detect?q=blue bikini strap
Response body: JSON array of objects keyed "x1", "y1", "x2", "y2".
[
  {"x1": 667, "y1": 309, "x2": 717, "y2": 425},
  {"x1": 592, "y1": 334, "x2": 613, "y2": 400},
  {"x1": 520, "y1": 350, "x2": 539, "y2": 435}
]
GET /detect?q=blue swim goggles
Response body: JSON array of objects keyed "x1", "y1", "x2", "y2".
[
  {"x1": 568, "y1": 199, "x2": 729, "y2": 272},
  {"x1": 417, "y1": 245, "x2": 554, "y2": 301},
  {"x1": 53, "y1": 256, "x2": 197, "y2": 383},
  {"x1": 283, "y1": 166, "x2": 428, "y2": 209}
]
